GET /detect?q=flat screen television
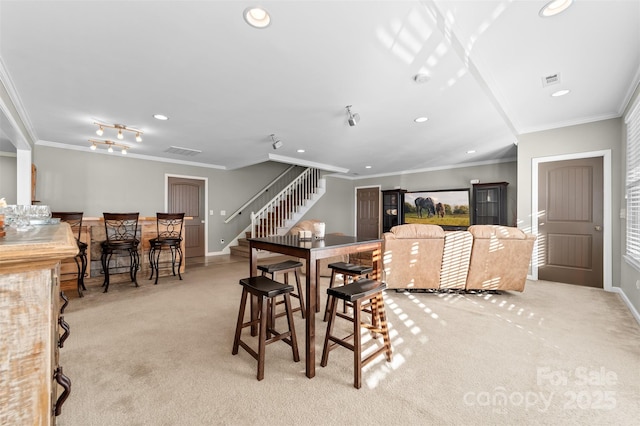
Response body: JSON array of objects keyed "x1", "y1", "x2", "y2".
[{"x1": 403, "y1": 189, "x2": 471, "y2": 230}]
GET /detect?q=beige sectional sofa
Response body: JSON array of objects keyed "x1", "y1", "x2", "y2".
[{"x1": 382, "y1": 224, "x2": 535, "y2": 292}]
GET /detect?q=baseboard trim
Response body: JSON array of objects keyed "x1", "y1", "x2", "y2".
[{"x1": 609, "y1": 286, "x2": 640, "y2": 325}]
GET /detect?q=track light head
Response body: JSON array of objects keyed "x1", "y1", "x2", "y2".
[
  {"x1": 88, "y1": 138, "x2": 131, "y2": 154},
  {"x1": 94, "y1": 121, "x2": 143, "y2": 142},
  {"x1": 346, "y1": 105, "x2": 360, "y2": 127},
  {"x1": 271, "y1": 134, "x2": 283, "y2": 150}
]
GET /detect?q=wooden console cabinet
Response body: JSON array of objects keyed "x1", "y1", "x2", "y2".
[{"x1": 0, "y1": 223, "x2": 77, "y2": 425}]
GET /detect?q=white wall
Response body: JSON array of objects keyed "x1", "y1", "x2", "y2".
[
  {"x1": 620, "y1": 85, "x2": 640, "y2": 318},
  {"x1": 33, "y1": 145, "x2": 292, "y2": 254},
  {"x1": 0, "y1": 154, "x2": 16, "y2": 203},
  {"x1": 354, "y1": 161, "x2": 518, "y2": 226},
  {"x1": 517, "y1": 118, "x2": 640, "y2": 319}
]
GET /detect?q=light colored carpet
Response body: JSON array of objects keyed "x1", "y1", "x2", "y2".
[{"x1": 57, "y1": 256, "x2": 640, "y2": 426}]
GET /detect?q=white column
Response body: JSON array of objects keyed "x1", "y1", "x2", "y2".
[{"x1": 16, "y1": 148, "x2": 32, "y2": 205}]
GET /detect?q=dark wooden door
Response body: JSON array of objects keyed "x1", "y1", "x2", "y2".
[
  {"x1": 538, "y1": 157, "x2": 603, "y2": 287},
  {"x1": 356, "y1": 187, "x2": 380, "y2": 239},
  {"x1": 168, "y1": 177, "x2": 205, "y2": 258}
]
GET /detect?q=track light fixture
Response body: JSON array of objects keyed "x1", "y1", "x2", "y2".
[
  {"x1": 271, "y1": 134, "x2": 283, "y2": 150},
  {"x1": 88, "y1": 139, "x2": 130, "y2": 155},
  {"x1": 346, "y1": 105, "x2": 360, "y2": 127},
  {"x1": 93, "y1": 121, "x2": 143, "y2": 142}
]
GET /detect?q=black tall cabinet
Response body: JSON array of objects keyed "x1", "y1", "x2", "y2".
[
  {"x1": 472, "y1": 182, "x2": 509, "y2": 225},
  {"x1": 382, "y1": 189, "x2": 406, "y2": 233}
]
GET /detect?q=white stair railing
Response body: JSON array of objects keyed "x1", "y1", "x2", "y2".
[{"x1": 250, "y1": 168, "x2": 321, "y2": 238}]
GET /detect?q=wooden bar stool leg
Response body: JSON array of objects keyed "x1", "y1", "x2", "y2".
[
  {"x1": 257, "y1": 295, "x2": 268, "y2": 381},
  {"x1": 282, "y1": 293, "x2": 300, "y2": 362},
  {"x1": 293, "y1": 269, "x2": 305, "y2": 319},
  {"x1": 377, "y1": 294, "x2": 393, "y2": 361},
  {"x1": 353, "y1": 299, "x2": 362, "y2": 389},
  {"x1": 320, "y1": 296, "x2": 339, "y2": 367},
  {"x1": 232, "y1": 290, "x2": 249, "y2": 355},
  {"x1": 324, "y1": 269, "x2": 339, "y2": 322}
]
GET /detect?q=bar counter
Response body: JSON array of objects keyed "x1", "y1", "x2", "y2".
[
  {"x1": 0, "y1": 223, "x2": 78, "y2": 424},
  {"x1": 59, "y1": 217, "x2": 187, "y2": 292}
]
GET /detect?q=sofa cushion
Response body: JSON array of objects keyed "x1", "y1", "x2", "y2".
[
  {"x1": 389, "y1": 223, "x2": 445, "y2": 239},
  {"x1": 468, "y1": 224, "x2": 531, "y2": 240},
  {"x1": 440, "y1": 231, "x2": 472, "y2": 290}
]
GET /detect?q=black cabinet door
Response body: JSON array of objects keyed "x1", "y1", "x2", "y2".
[
  {"x1": 382, "y1": 189, "x2": 406, "y2": 233},
  {"x1": 472, "y1": 182, "x2": 508, "y2": 225}
]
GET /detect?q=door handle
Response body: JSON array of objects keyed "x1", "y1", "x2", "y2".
[
  {"x1": 595, "y1": 225, "x2": 602, "y2": 231},
  {"x1": 201, "y1": 220, "x2": 205, "y2": 224}
]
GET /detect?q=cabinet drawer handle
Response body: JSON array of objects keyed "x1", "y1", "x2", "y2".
[
  {"x1": 60, "y1": 291, "x2": 69, "y2": 314},
  {"x1": 53, "y1": 366, "x2": 71, "y2": 416},
  {"x1": 58, "y1": 316, "x2": 70, "y2": 348}
]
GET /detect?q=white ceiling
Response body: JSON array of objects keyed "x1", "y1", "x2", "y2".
[{"x1": 1, "y1": 0, "x2": 638, "y2": 178}]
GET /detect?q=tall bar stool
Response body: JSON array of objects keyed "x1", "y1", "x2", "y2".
[
  {"x1": 321, "y1": 279, "x2": 392, "y2": 389},
  {"x1": 232, "y1": 276, "x2": 300, "y2": 381},
  {"x1": 258, "y1": 260, "x2": 305, "y2": 318},
  {"x1": 101, "y1": 212, "x2": 140, "y2": 293},
  {"x1": 323, "y1": 262, "x2": 373, "y2": 321},
  {"x1": 51, "y1": 212, "x2": 87, "y2": 297},
  {"x1": 148, "y1": 212, "x2": 185, "y2": 284}
]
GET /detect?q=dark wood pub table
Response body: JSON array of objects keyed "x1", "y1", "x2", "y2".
[{"x1": 248, "y1": 234, "x2": 382, "y2": 379}]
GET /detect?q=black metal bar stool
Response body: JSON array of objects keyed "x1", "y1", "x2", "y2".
[
  {"x1": 51, "y1": 212, "x2": 87, "y2": 297},
  {"x1": 258, "y1": 260, "x2": 305, "y2": 318},
  {"x1": 232, "y1": 276, "x2": 300, "y2": 381},
  {"x1": 324, "y1": 262, "x2": 373, "y2": 321},
  {"x1": 321, "y1": 279, "x2": 392, "y2": 389},
  {"x1": 101, "y1": 212, "x2": 140, "y2": 292},
  {"x1": 148, "y1": 212, "x2": 185, "y2": 284}
]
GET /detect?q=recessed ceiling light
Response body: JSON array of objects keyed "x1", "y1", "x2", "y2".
[
  {"x1": 365, "y1": 165, "x2": 372, "y2": 169},
  {"x1": 466, "y1": 150, "x2": 476, "y2": 154},
  {"x1": 414, "y1": 117, "x2": 429, "y2": 123},
  {"x1": 153, "y1": 114, "x2": 169, "y2": 120},
  {"x1": 243, "y1": 7, "x2": 271, "y2": 28},
  {"x1": 551, "y1": 89, "x2": 571, "y2": 97},
  {"x1": 297, "y1": 149, "x2": 305, "y2": 153},
  {"x1": 539, "y1": 0, "x2": 573, "y2": 17}
]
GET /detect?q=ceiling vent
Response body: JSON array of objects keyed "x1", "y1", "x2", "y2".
[
  {"x1": 165, "y1": 146, "x2": 202, "y2": 156},
  {"x1": 542, "y1": 73, "x2": 561, "y2": 87}
]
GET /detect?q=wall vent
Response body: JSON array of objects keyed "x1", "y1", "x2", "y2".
[
  {"x1": 165, "y1": 146, "x2": 202, "y2": 156},
  {"x1": 542, "y1": 73, "x2": 561, "y2": 87}
]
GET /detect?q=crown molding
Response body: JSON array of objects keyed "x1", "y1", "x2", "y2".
[
  {"x1": 0, "y1": 56, "x2": 38, "y2": 146},
  {"x1": 35, "y1": 140, "x2": 226, "y2": 170}
]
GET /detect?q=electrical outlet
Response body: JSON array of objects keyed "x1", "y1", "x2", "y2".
[
  {"x1": 220, "y1": 239, "x2": 225, "y2": 244},
  {"x1": 636, "y1": 279, "x2": 640, "y2": 290}
]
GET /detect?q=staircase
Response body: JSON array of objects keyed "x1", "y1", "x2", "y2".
[
  {"x1": 229, "y1": 232, "x2": 253, "y2": 258},
  {"x1": 229, "y1": 168, "x2": 325, "y2": 258}
]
